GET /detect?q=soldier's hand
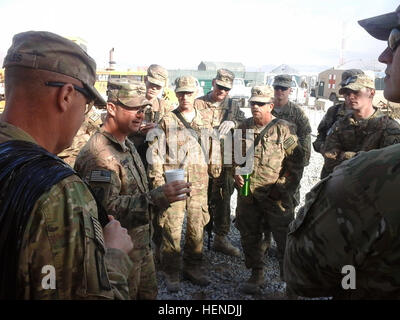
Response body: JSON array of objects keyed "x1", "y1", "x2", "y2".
[
  {"x1": 234, "y1": 175, "x2": 244, "y2": 188},
  {"x1": 103, "y1": 215, "x2": 133, "y2": 254},
  {"x1": 219, "y1": 120, "x2": 235, "y2": 136},
  {"x1": 162, "y1": 180, "x2": 192, "y2": 203},
  {"x1": 139, "y1": 122, "x2": 157, "y2": 134}
]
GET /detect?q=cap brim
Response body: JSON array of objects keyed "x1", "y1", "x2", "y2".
[
  {"x1": 215, "y1": 79, "x2": 232, "y2": 89},
  {"x1": 119, "y1": 97, "x2": 152, "y2": 108},
  {"x1": 175, "y1": 87, "x2": 196, "y2": 93},
  {"x1": 84, "y1": 83, "x2": 107, "y2": 107},
  {"x1": 358, "y1": 11, "x2": 399, "y2": 40},
  {"x1": 147, "y1": 76, "x2": 165, "y2": 87},
  {"x1": 249, "y1": 96, "x2": 272, "y2": 103},
  {"x1": 339, "y1": 84, "x2": 364, "y2": 94},
  {"x1": 273, "y1": 82, "x2": 291, "y2": 88}
]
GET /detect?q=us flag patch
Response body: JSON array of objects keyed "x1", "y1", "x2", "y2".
[{"x1": 90, "y1": 170, "x2": 111, "y2": 182}]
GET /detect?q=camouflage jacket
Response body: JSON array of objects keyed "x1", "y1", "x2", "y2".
[
  {"x1": 147, "y1": 107, "x2": 210, "y2": 194},
  {"x1": 313, "y1": 102, "x2": 352, "y2": 153},
  {"x1": 195, "y1": 92, "x2": 246, "y2": 177},
  {"x1": 272, "y1": 101, "x2": 312, "y2": 166},
  {"x1": 323, "y1": 108, "x2": 400, "y2": 175},
  {"x1": 285, "y1": 144, "x2": 400, "y2": 299},
  {"x1": 58, "y1": 107, "x2": 104, "y2": 167},
  {"x1": 237, "y1": 117, "x2": 304, "y2": 199},
  {"x1": 195, "y1": 92, "x2": 246, "y2": 128},
  {"x1": 0, "y1": 121, "x2": 132, "y2": 300},
  {"x1": 74, "y1": 127, "x2": 170, "y2": 230}
]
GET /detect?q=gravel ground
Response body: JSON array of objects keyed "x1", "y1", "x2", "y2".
[{"x1": 157, "y1": 106, "x2": 325, "y2": 300}]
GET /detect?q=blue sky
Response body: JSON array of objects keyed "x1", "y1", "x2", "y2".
[{"x1": 0, "y1": 0, "x2": 397, "y2": 73}]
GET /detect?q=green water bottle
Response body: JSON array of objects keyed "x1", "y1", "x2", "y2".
[{"x1": 240, "y1": 174, "x2": 251, "y2": 196}]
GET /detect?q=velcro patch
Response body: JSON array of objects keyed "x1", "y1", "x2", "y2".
[
  {"x1": 283, "y1": 136, "x2": 295, "y2": 150},
  {"x1": 90, "y1": 170, "x2": 111, "y2": 183},
  {"x1": 91, "y1": 216, "x2": 105, "y2": 250}
]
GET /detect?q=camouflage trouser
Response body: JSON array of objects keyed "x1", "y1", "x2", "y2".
[
  {"x1": 128, "y1": 224, "x2": 158, "y2": 300},
  {"x1": 159, "y1": 191, "x2": 209, "y2": 272},
  {"x1": 209, "y1": 167, "x2": 235, "y2": 237},
  {"x1": 236, "y1": 193, "x2": 294, "y2": 273}
]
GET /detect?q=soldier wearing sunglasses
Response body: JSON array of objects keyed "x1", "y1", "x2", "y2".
[
  {"x1": 195, "y1": 69, "x2": 246, "y2": 257},
  {"x1": 234, "y1": 86, "x2": 304, "y2": 294},
  {"x1": 0, "y1": 31, "x2": 134, "y2": 299},
  {"x1": 74, "y1": 80, "x2": 191, "y2": 300},
  {"x1": 284, "y1": 5, "x2": 400, "y2": 299}
]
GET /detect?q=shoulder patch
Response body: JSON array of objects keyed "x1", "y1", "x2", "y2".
[
  {"x1": 283, "y1": 136, "x2": 295, "y2": 150},
  {"x1": 90, "y1": 170, "x2": 111, "y2": 183}
]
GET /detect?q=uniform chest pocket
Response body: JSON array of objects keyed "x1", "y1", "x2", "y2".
[{"x1": 256, "y1": 138, "x2": 284, "y2": 169}]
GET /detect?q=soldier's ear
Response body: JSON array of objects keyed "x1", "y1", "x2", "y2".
[
  {"x1": 106, "y1": 102, "x2": 117, "y2": 117},
  {"x1": 369, "y1": 89, "x2": 376, "y2": 99}
]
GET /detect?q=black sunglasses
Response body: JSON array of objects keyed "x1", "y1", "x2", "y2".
[
  {"x1": 45, "y1": 81, "x2": 95, "y2": 114},
  {"x1": 216, "y1": 84, "x2": 231, "y2": 91},
  {"x1": 388, "y1": 28, "x2": 400, "y2": 52},
  {"x1": 273, "y1": 86, "x2": 289, "y2": 91},
  {"x1": 250, "y1": 101, "x2": 268, "y2": 107}
]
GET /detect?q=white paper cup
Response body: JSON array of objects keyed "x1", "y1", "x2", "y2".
[{"x1": 165, "y1": 169, "x2": 186, "y2": 199}]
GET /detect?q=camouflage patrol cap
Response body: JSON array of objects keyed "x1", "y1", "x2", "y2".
[
  {"x1": 214, "y1": 69, "x2": 235, "y2": 89},
  {"x1": 358, "y1": 5, "x2": 400, "y2": 40},
  {"x1": 2, "y1": 31, "x2": 106, "y2": 106},
  {"x1": 175, "y1": 76, "x2": 197, "y2": 93},
  {"x1": 147, "y1": 64, "x2": 168, "y2": 87},
  {"x1": 249, "y1": 86, "x2": 274, "y2": 103},
  {"x1": 272, "y1": 74, "x2": 292, "y2": 88},
  {"x1": 107, "y1": 79, "x2": 151, "y2": 108},
  {"x1": 340, "y1": 69, "x2": 364, "y2": 86},
  {"x1": 339, "y1": 74, "x2": 375, "y2": 94}
]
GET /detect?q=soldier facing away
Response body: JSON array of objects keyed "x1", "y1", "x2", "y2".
[
  {"x1": 148, "y1": 76, "x2": 212, "y2": 292},
  {"x1": 322, "y1": 73, "x2": 400, "y2": 176},
  {"x1": 234, "y1": 86, "x2": 304, "y2": 294},
  {"x1": 284, "y1": 4, "x2": 400, "y2": 299},
  {"x1": 195, "y1": 69, "x2": 246, "y2": 257},
  {"x1": 0, "y1": 31, "x2": 134, "y2": 299},
  {"x1": 74, "y1": 79, "x2": 191, "y2": 299}
]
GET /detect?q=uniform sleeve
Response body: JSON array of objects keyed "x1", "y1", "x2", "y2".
[
  {"x1": 147, "y1": 119, "x2": 168, "y2": 189},
  {"x1": 294, "y1": 107, "x2": 312, "y2": 166},
  {"x1": 18, "y1": 176, "x2": 132, "y2": 300},
  {"x1": 233, "y1": 102, "x2": 247, "y2": 128},
  {"x1": 323, "y1": 121, "x2": 347, "y2": 175},
  {"x1": 313, "y1": 106, "x2": 337, "y2": 153},
  {"x1": 275, "y1": 127, "x2": 304, "y2": 194},
  {"x1": 381, "y1": 117, "x2": 400, "y2": 147}
]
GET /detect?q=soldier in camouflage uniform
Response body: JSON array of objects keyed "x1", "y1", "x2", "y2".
[
  {"x1": 234, "y1": 86, "x2": 304, "y2": 294},
  {"x1": 129, "y1": 64, "x2": 174, "y2": 168},
  {"x1": 313, "y1": 69, "x2": 365, "y2": 178},
  {"x1": 313, "y1": 69, "x2": 364, "y2": 153},
  {"x1": 322, "y1": 74, "x2": 400, "y2": 176},
  {"x1": 260, "y1": 75, "x2": 312, "y2": 254},
  {"x1": 284, "y1": 5, "x2": 400, "y2": 299},
  {"x1": 58, "y1": 106, "x2": 105, "y2": 167},
  {"x1": 195, "y1": 69, "x2": 246, "y2": 257},
  {"x1": 148, "y1": 76, "x2": 212, "y2": 292},
  {"x1": 128, "y1": 65, "x2": 174, "y2": 265},
  {"x1": 74, "y1": 80, "x2": 191, "y2": 299},
  {"x1": 0, "y1": 31, "x2": 134, "y2": 299}
]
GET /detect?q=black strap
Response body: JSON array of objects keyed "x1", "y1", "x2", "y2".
[
  {"x1": 172, "y1": 109, "x2": 208, "y2": 161},
  {"x1": 254, "y1": 118, "x2": 279, "y2": 148},
  {"x1": 0, "y1": 140, "x2": 76, "y2": 299}
]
